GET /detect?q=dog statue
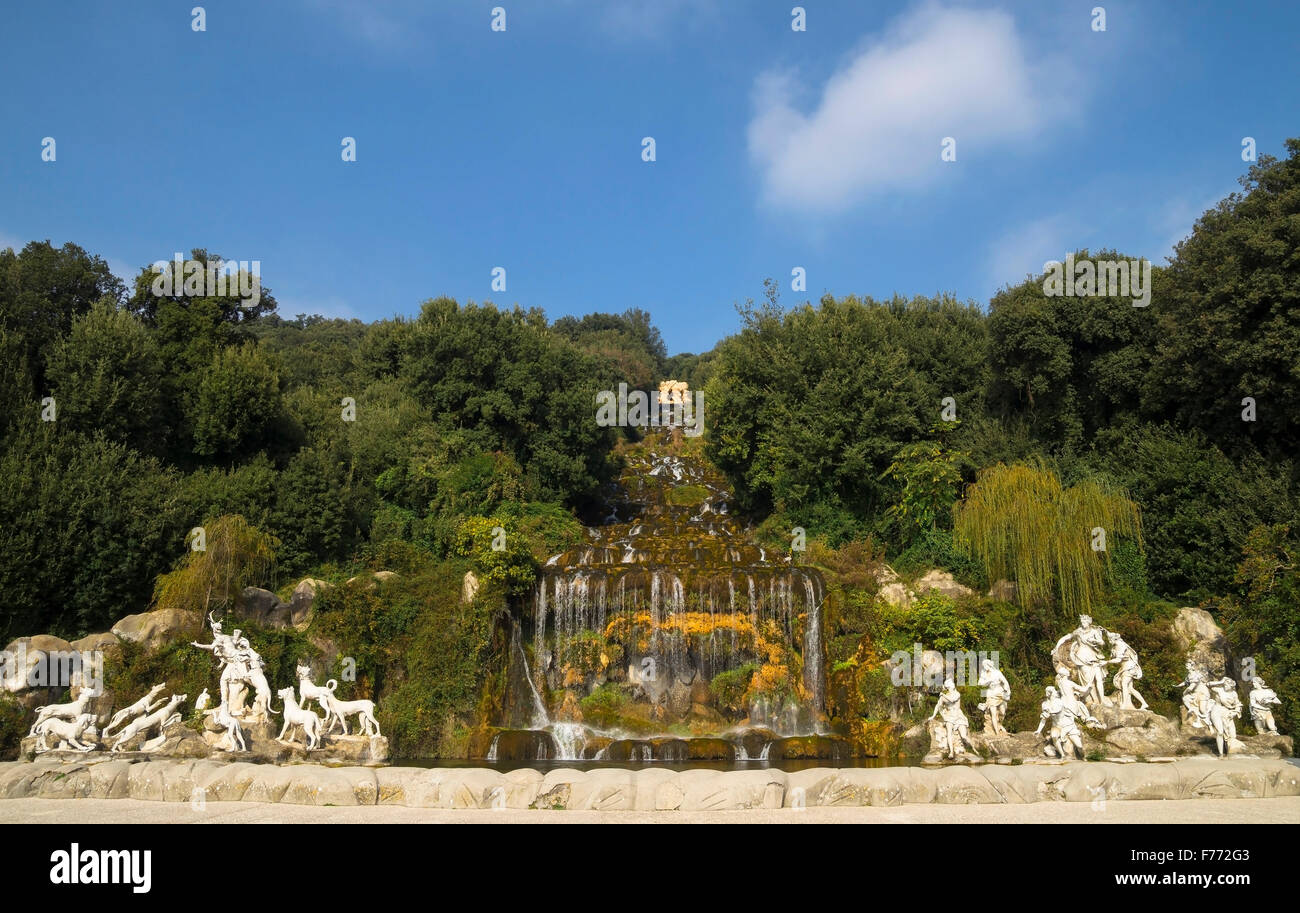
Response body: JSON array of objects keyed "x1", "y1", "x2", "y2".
[
  {"x1": 29, "y1": 689, "x2": 96, "y2": 736},
  {"x1": 110, "y1": 694, "x2": 186, "y2": 752},
  {"x1": 34, "y1": 713, "x2": 99, "y2": 752},
  {"x1": 320, "y1": 690, "x2": 382, "y2": 737},
  {"x1": 103, "y1": 683, "x2": 167, "y2": 737},
  {"x1": 276, "y1": 687, "x2": 322, "y2": 750}
]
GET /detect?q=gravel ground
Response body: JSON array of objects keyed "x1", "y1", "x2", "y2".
[{"x1": 2, "y1": 796, "x2": 1298, "y2": 824}]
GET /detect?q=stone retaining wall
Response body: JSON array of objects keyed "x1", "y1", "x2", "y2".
[{"x1": 2, "y1": 758, "x2": 1297, "y2": 811}]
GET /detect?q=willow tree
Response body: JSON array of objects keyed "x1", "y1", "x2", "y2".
[
  {"x1": 153, "y1": 514, "x2": 278, "y2": 618},
  {"x1": 952, "y1": 462, "x2": 1141, "y2": 617}
]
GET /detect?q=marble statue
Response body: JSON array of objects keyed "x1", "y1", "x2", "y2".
[
  {"x1": 104, "y1": 683, "x2": 167, "y2": 737},
  {"x1": 1249, "y1": 677, "x2": 1281, "y2": 734},
  {"x1": 1035, "y1": 685, "x2": 1096, "y2": 760},
  {"x1": 929, "y1": 677, "x2": 976, "y2": 760},
  {"x1": 1178, "y1": 661, "x2": 1213, "y2": 730},
  {"x1": 204, "y1": 701, "x2": 247, "y2": 753},
  {"x1": 276, "y1": 687, "x2": 323, "y2": 750},
  {"x1": 1052, "y1": 614, "x2": 1110, "y2": 707},
  {"x1": 296, "y1": 663, "x2": 338, "y2": 727},
  {"x1": 28, "y1": 689, "x2": 96, "y2": 736},
  {"x1": 191, "y1": 615, "x2": 275, "y2": 723},
  {"x1": 1206, "y1": 677, "x2": 1243, "y2": 756},
  {"x1": 320, "y1": 690, "x2": 382, "y2": 737},
  {"x1": 1105, "y1": 631, "x2": 1148, "y2": 711},
  {"x1": 33, "y1": 713, "x2": 98, "y2": 752},
  {"x1": 1054, "y1": 663, "x2": 1091, "y2": 706},
  {"x1": 110, "y1": 693, "x2": 186, "y2": 752},
  {"x1": 195, "y1": 688, "x2": 211, "y2": 713},
  {"x1": 976, "y1": 658, "x2": 1011, "y2": 736}
]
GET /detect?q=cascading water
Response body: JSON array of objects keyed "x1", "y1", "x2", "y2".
[
  {"x1": 512, "y1": 622, "x2": 550, "y2": 729},
  {"x1": 496, "y1": 426, "x2": 827, "y2": 760}
]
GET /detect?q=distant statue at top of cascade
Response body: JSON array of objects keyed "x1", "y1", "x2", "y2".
[
  {"x1": 594, "y1": 379, "x2": 703, "y2": 437},
  {"x1": 658, "y1": 380, "x2": 690, "y2": 406}
]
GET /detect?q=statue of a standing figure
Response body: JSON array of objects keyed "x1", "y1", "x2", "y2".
[
  {"x1": 1035, "y1": 684, "x2": 1097, "y2": 760},
  {"x1": 191, "y1": 614, "x2": 276, "y2": 723},
  {"x1": 1052, "y1": 615, "x2": 1110, "y2": 708},
  {"x1": 976, "y1": 658, "x2": 1011, "y2": 736},
  {"x1": 929, "y1": 677, "x2": 976, "y2": 760},
  {"x1": 1248, "y1": 677, "x2": 1282, "y2": 734},
  {"x1": 1105, "y1": 631, "x2": 1148, "y2": 711},
  {"x1": 1177, "y1": 661, "x2": 1212, "y2": 730},
  {"x1": 1206, "y1": 676, "x2": 1243, "y2": 756}
]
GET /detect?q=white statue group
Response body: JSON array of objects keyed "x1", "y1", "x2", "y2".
[
  {"x1": 28, "y1": 683, "x2": 189, "y2": 754},
  {"x1": 927, "y1": 613, "x2": 1285, "y2": 762},
  {"x1": 28, "y1": 612, "x2": 379, "y2": 755},
  {"x1": 1179, "y1": 660, "x2": 1281, "y2": 756}
]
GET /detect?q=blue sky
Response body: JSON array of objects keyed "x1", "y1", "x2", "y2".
[{"x1": 2, "y1": 0, "x2": 1297, "y2": 355}]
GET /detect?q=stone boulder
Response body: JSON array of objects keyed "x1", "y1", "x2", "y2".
[
  {"x1": 1087, "y1": 709, "x2": 1184, "y2": 757},
  {"x1": 1171, "y1": 606, "x2": 1230, "y2": 675},
  {"x1": 69, "y1": 632, "x2": 120, "y2": 655},
  {"x1": 238, "y1": 587, "x2": 293, "y2": 627},
  {"x1": 2, "y1": 635, "x2": 74, "y2": 692},
  {"x1": 914, "y1": 570, "x2": 975, "y2": 600},
  {"x1": 111, "y1": 608, "x2": 201, "y2": 650},
  {"x1": 142, "y1": 720, "x2": 212, "y2": 759},
  {"x1": 289, "y1": 578, "x2": 331, "y2": 627},
  {"x1": 873, "y1": 566, "x2": 914, "y2": 608},
  {"x1": 343, "y1": 571, "x2": 399, "y2": 591}
]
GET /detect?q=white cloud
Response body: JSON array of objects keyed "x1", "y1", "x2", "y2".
[
  {"x1": 983, "y1": 215, "x2": 1079, "y2": 294},
  {"x1": 748, "y1": 3, "x2": 1070, "y2": 213}
]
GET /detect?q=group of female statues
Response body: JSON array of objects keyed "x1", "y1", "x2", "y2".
[{"x1": 928, "y1": 614, "x2": 1283, "y2": 761}]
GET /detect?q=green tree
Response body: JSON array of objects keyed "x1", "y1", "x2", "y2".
[
  {"x1": 45, "y1": 297, "x2": 168, "y2": 455},
  {"x1": 1083, "y1": 425, "x2": 1296, "y2": 599},
  {"x1": 1220, "y1": 524, "x2": 1300, "y2": 737},
  {"x1": 988, "y1": 250, "x2": 1157, "y2": 454},
  {"x1": 452, "y1": 516, "x2": 538, "y2": 595},
  {"x1": 191, "y1": 342, "x2": 283, "y2": 459},
  {"x1": 153, "y1": 514, "x2": 279, "y2": 617},
  {"x1": 953, "y1": 461, "x2": 1142, "y2": 618},
  {"x1": 705, "y1": 290, "x2": 987, "y2": 530},
  {"x1": 881, "y1": 437, "x2": 966, "y2": 545},
  {"x1": 0, "y1": 426, "x2": 187, "y2": 640},
  {"x1": 1145, "y1": 139, "x2": 1300, "y2": 459},
  {"x1": 0, "y1": 240, "x2": 125, "y2": 389},
  {"x1": 401, "y1": 297, "x2": 615, "y2": 505}
]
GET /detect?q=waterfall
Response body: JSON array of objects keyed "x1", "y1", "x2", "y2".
[
  {"x1": 801, "y1": 573, "x2": 825, "y2": 716},
  {"x1": 513, "y1": 621, "x2": 549, "y2": 728},
  {"x1": 501, "y1": 427, "x2": 828, "y2": 752},
  {"x1": 550, "y1": 722, "x2": 586, "y2": 761}
]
